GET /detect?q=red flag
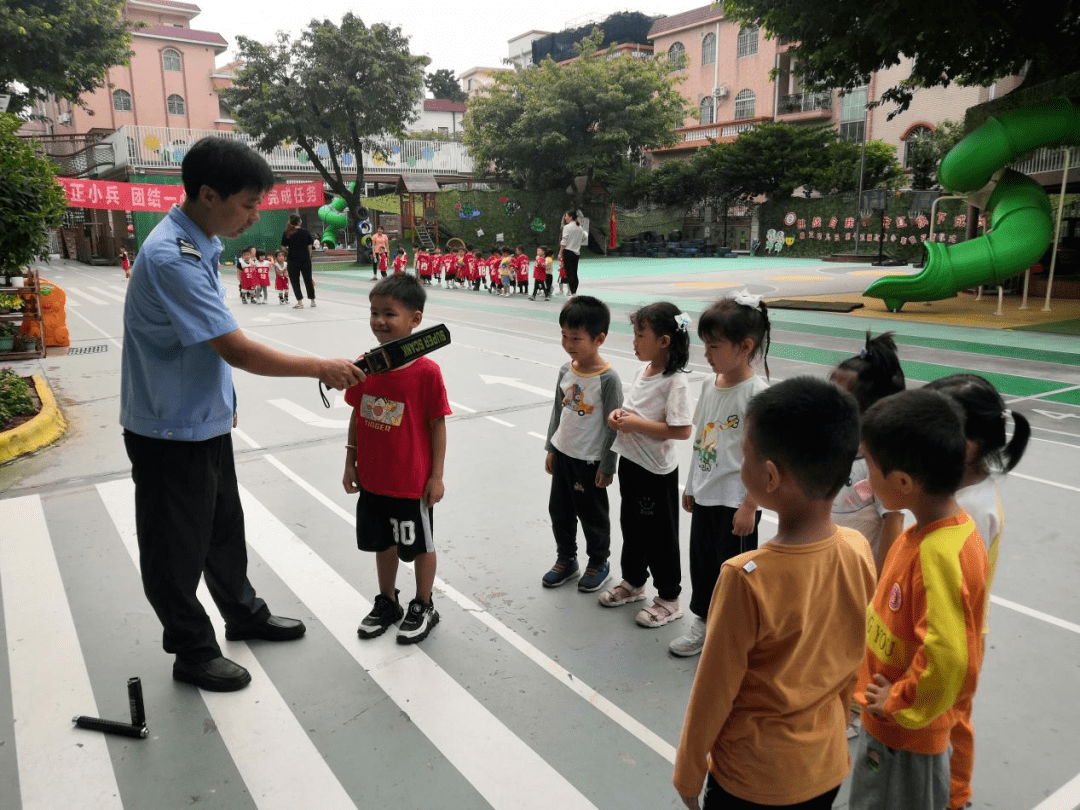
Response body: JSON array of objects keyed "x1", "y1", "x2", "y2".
[{"x1": 608, "y1": 204, "x2": 617, "y2": 250}]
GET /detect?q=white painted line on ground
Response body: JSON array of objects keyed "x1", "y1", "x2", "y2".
[
  {"x1": 66, "y1": 308, "x2": 123, "y2": 349},
  {"x1": 64, "y1": 286, "x2": 108, "y2": 306},
  {"x1": 485, "y1": 416, "x2": 515, "y2": 427},
  {"x1": 1012, "y1": 472, "x2": 1080, "y2": 495},
  {"x1": 528, "y1": 431, "x2": 547, "y2": 440},
  {"x1": 448, "y1": 400, "x2": 477, "y2": 413},
  {"x1": 234, "y1": 482, "x2": 599, "y2": 810},
  {"x1": 991, "y1": 596, "x2": 1080, "y2": 636},
  {"x1": 1005, "y1": 385, "x2": 1080, "y2": 405},
  {"x1": 1031, "y1": 771, "x2": 1080, "y2": 810},
  {"x1": 0, "y1": 496, "x2": 124, "y2": 810},
  {"x1": 92, "y1": 287, "x2": 128, "y2": 304},
  {"x1": 480, "y1": 374, "x2": 553, "y2": 398},
  {"x1": 268, "y1": 398, "x2": 348, "y2": 430},
  {"x1": 259, "y1": 452, "x2": 678, "y2": 766},
  {"x1": 96, "y1": 480, "x2": 359, "y2": 810},
  {"x1": 63, "y1": 296, "x2": 81, "y2": 307}
]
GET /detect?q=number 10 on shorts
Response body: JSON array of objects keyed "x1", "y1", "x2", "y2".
[{"x1": 390, "y1": 518, "x2": 416, "y2": 546}]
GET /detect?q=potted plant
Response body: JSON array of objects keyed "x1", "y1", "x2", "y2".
[
  {"x1": 0, "y1": 322, "x2": 19, "y2": 352},
  {"x1": 0, "y1": 292, "x2": 24, "y2": 314},
  {"x1": 15, "y1": 333, "x2": 40, "y2": 354}
]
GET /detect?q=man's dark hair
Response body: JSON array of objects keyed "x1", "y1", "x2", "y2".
[
  {"x1": 288, "y1": 213, "x2": 303, "y2": 226},
  {"x1": 861, "y1": 389, "x2": 967, "y2": 496},
  {"x1": 559, "y1": 295, "x2": 610, "y2": 338},
  {"x1": 370, "y1": 273, "x2": 426, "y2": 313},
  {"x1": 181, "y1": 137, "x2": 275, "y2": 201},
  {"x1": 746, "y1": 377, "x2": 860, "y2": 499}
]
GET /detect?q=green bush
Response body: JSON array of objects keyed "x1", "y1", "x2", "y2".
[
  {"x1": 0, "y1": 368, "x2": 36, "y2": 428},
  {"x1": 0, "y1": 115, "x2": 68, "y2": 275}
]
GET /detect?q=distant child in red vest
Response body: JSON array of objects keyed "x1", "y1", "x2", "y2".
[
  {"x1": 464, "y1": 244, "x2": 479, "y2": 290},
  {"x1": 237, "y1": 245, "x2": 256, "y2": 304},
  {"x1": 487, "y1": 247, "x2": 501, "y2": 294},
  {"x1": 254, "y1": 249, "x2": 271, "y2": 304},
  {"x1": 529, "y1": 246, "x2": 550, "y2": 301},
  {"x1": 430, "y1": 246, "x2": 443, "y2": 286},
  {"x1": 514, "y1": 245, "x2": 530, "y2": 293},
  {"x1": 557, "y1": 252, "x2": 568, "y2": 296},
  {"x1": 273, "y1": 249, "x2": 290, "y2": 304},
  {"x1": 378, "y1": 249, "x2": 389, "y2": 277},
  {"x1": 119, "y1": 248, "x2": 131, "y2": 279},
  {"x1": 441, "y1": 251, "x2": 453, "y2": 287},
  {"x1": 393, "y1": 246, "x2": 407, "y2": 275},
  {"x1": 415, "y1": 248, "x2": 431, "y2": 285}
]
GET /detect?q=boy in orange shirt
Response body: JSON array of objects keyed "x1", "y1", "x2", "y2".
[
  {"x1": 674, "y1": 377, "x2": 876, "y2": 809},
  {"x1": 850, "y1": 389, "x2": 989, "y2": 810}
]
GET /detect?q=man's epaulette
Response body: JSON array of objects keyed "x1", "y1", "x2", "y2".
[{"x1": 177, "y1": 238, "x2": 202, "y2": 261}]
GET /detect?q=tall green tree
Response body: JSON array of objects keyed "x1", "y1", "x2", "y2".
[
  {"x1": 463, "y1": 29, "x2": 690, "y2": 208},
  {"x1": 223, "y1": 14, "x2": 427, "y2": 260},
  {"x1": 0, "y1": 0, "x2": 133, "y2": 116},
  {"x1": 808, "y1": 139, "x2": 906, "y2": 195},
  {"x1": 905, "y1": 120, "x2": 964, "y2": 189},
  {"x1": 722, "y1": 0, "x2": 1075, "y2": 114},
  {"x1": 425, "y1": 68, "x2": 467, "y2": 102}
]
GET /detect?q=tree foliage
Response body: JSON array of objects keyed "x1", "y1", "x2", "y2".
[
  {"x1": 463, "y1": 29, "x2": 691, "y2": 206},
  {"x1": 721, "y1": 0, "x2": 1078, "y2": 114},
  {"x1": 0, "y1": 0, "x2": 133, "y2": 116},
  {"x1": 223, "y1": 14, "x2": 427, "y2": 258},
  {"x1": 0, "y1": 114, "x2": 67, "y2": 274},
  {"x1": 425, "y1": 68, "x2": 467, "y2": 102},
  {"x1": 806, "y1": 139, "x2": 906, "y2": 195},
  {"x1": 906, "y1": 120, "x2": 964, "y2": 190}
]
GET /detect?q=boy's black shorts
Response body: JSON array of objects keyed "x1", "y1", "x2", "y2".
[{"x1": 355, "y1": 489, "x2": 435, "y2": 562}]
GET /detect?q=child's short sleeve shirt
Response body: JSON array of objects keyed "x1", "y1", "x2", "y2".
[{"x1": 612, "y1": 367, "x2": 693, "y2": 474}]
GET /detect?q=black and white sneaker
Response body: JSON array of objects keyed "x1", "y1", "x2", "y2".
[
  {"x1": 396, "y1": 598, "x2": 439, "y2": 644},
  {"x1": 357, "y1": 590, "x2": 404, "y2": 639}
]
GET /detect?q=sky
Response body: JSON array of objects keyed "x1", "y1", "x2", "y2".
[{"x1": 192, "y1": 1, "x2": 664, "y2": 82}]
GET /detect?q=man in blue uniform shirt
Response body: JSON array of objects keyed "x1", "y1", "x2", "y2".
[{"x1": 121, "y1": 137, "x2": 366, "y2": 692}]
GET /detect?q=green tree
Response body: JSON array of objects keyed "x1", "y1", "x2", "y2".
[
  {"x1": 0, "y1": 0, "x2": 133, "y2": 116},
  {"x1": 722, "y1": 0, "x2": 1075, "y2": 114},
  {"x1": 906, "y1": 120, "x2": 965, "y2": 189},
  {"x1": 809, "y1": 139, "x2": 906, "y2": 195},
  {"x1": 425, "y1": 68, "x2": 467, "y2": 102},
  {"x1": 0, "y1": 114, "x2": 67, "y2": 275},
  {"x1": 223, "y1": 14, "x2": 427, "y2": 261},
  {"x1": 463, "y1": 29, "x2": 690, "y2": 207},
  {"x1": 695, "y1": 122, "x2": 834, "y2": 202}
]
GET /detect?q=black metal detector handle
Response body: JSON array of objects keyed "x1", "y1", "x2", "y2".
[{"x1": 319, "y1": 324, "x2": 452, "y2": 408}]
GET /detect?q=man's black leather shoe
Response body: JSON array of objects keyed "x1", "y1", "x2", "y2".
[
  {"x1": 224, "y1": 615, "x2": 306, "y2": 642},
  {"x1": 173, "y1": 656, "x2": 251, "y2": 692}
]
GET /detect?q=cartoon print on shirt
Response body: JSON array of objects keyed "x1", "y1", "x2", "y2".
[
  {"x1": 361, "y1": 394, "x2": 404, "y2": 427},
  {"x1": 562, "y1": 382, "x2": 595, "y2": 416},
  {"x1": 694, "y1": 414, "x2": 740, "y2": 471}
]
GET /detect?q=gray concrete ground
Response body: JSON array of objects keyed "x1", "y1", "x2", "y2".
[{"x1": 1, "y1": 255, "x2": 1078, "y2": 810}]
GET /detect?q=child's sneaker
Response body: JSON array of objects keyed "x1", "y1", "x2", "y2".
[
  {"x1": 668, "y1": 615, "x2": 706, "y2": 656},
  {"x1": 541, "y1": 557, "x2": 579, "y2": 588},
  {"x1": 357, "y1": 590, "x2": 404, "y2": 639},
  {"x1": 397, "y1": 598, "x2": 439, "y2": 644},
  {"x1": 599, "y1": 581, "x2": 647, "y2": 607},
  {"x1": 577, "y1": 560, "x2": 610, "y2": 593},
  {"x1": 636, "y1": 596, "x2": 682, "y2": 627}
]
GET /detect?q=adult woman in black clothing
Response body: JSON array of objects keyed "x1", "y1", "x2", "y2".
[
  {"x1": 281, "y1": 214, "x2": 316, "y2": 308},
  {"x1": 559, "y1": 210, "x2": 584, "y2": 295}
]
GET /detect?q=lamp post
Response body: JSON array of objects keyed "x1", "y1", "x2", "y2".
[{"x1": 907, "y1": 190, "x2": 939, "y2": 269}]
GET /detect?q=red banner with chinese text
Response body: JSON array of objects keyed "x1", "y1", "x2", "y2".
[{"x1": 57, "y1": 178, "x2": 325, "y2": 212}]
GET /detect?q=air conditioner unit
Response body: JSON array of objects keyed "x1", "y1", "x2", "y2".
[
  {"x1": 713, "y1": 85, "x2": 729, "y2": 100},
  {"x1": 58, "y1": 112, "x2": 72, "y2": 124}
]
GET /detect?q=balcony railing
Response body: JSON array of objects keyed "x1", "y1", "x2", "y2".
[
  {"x1": 777, "y1": 91, "x2": 832, "y2": 115},
  {"x1": 111, "y1": 126, "x2": 475, "y2": 176},
  {"x1": 1010, "y1": 146, "x2": 1080, "y2": 177},
  {"x1": 665, "y1": 119, "x2": 763, "y2": 147}
]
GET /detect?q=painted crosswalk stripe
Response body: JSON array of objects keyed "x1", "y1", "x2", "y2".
[
  {"x1": 63, "y1": 287, "x2": 108, "y2": 305},
  {"x1": 95, "y1": 480, "x2": 358, "y2": 810},
  {"x1": 0, "y1": 495, "x2": 124, "y2": 810},
  {"x1": 234, "y1": 481, "x2": 600, "y2": 809},
  {"x1": 91, "y1": 287, "x2": 127, "y2": 303}
]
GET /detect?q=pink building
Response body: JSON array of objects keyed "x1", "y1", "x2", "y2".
[{"x1": 22, "y1": 0, "x2": 229, "y2": 138}]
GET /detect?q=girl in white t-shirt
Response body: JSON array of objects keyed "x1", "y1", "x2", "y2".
[
  {"x1": 601, "y1": 303, "x2": 694, "y2": 628},
  {"x1": 924, "y1": 373, "x2": 1030, "y2": 810},
  {"x1": 669, "y1": 292, "x2": 772, "y2": 657},
  {"x1": 829, "y1": 331, "x2": 907, "y2": 573}
]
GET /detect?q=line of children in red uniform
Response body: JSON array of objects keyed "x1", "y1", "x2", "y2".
[
  {"x1": 235, "y1": 246, "x2": 292, "y2": 305},
  {"x1": 406, "y1": 243, "x2": 567, "y2": 300}
]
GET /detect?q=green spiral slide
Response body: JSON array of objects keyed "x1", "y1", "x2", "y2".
[
  {"x1": 317, "y1": 182, "x2": 355, "y2": 248},
  {"x1": 864, "y1": 97, "x2": 1080, "y2": 312}
]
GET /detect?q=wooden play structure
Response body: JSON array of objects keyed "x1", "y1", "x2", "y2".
[{"x1": 397, "y1": 175, "x2": 440, "y2": 251}]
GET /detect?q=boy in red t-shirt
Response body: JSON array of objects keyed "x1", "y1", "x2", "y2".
[
  {"x1": 529, "y1": 246, "x2": 551, "y2": 301},
  {"x1": 254, "y1": 249, "x2": 271, "y2": 305},
  {"x1": 392, "y1": 247, "x2": 407, "y2": 275},
  {"x1": 344, "y1": 274, "x2": 451, "y2": 644},
  {"x1": 513, "y1": 246, "x2": 529, "y2": 294},
  {"x1": 430, "y1": 246, "x2": 443, "y2": 286},
  {"x1": 487, "y1": 248, "x2": 501, "y2": 294},
  {"x1": 415, "y1": 249, "x2": 430, "y2": 284}
]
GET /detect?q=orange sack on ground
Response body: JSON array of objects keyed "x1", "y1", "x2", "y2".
[{"x1": 23, "y1": 280, "x2": 70, "y2": 348}]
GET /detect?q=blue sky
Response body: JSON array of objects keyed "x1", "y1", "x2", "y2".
[{"x1": 194, "y1": 1, "x2": 663, "y2": 82}]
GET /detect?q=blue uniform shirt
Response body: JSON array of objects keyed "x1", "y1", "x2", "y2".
[{"x1": 121, "y1": 205, "x2": 239, "y2": 441}]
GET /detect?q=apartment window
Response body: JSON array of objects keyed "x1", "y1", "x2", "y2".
[
  {"x1": 667, "y1": 42, "x2": 686, "y2": 71},
  {"x1": 903, "y1": 125, "x2": 933, "y2": 167},
  {"x1": 438, "y1": 126, "x2": 449, "y2": 135},
  {"x1": 163, "y1": 49, "x2": 181, "y2": 72},
  {"x1": 702, "y1": 33, "x2": 716, "y2": 66},
  {"x1": 839, "y1": 86, "x2": 868, "y2": 142},
  {"x1": 112, "y1": 89, "x2": 133, "y2": 112},
  {"x1": 699, "y1": 96, "x2": 715, "y2": 125},
  {"x1": 736, "y1": 26, "x2": 758, "y2": 58},
  {"x1": 167, "y1": 94, "x2": 186, "y2": 115},
  {"x1": 734, "y1": 89, "x2": 755, "y2": 120}
]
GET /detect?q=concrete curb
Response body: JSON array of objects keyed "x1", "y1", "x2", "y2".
[{"x1": 0, "y1": 375, "x2": 66, "y2": 464}]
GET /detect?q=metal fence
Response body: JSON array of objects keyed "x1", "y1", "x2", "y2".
[
  {"x1": 1010, "y1": 146, "x2": 1080, "y2": 177},
  {"x1": 114, "y1": 126, "x2": 475, "y2": 176}
]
